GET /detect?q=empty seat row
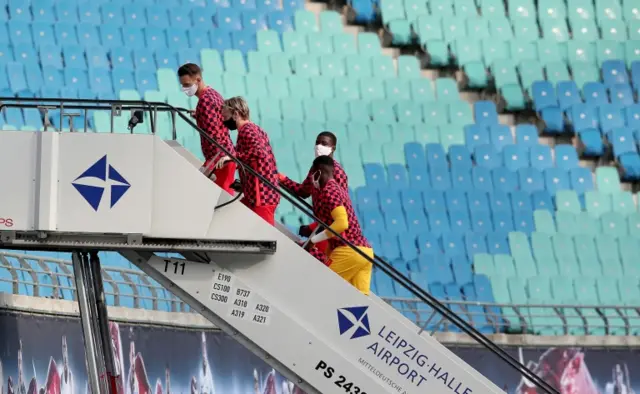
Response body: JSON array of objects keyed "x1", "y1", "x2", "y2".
[
  {"x1": 0, "y1": 22, "x2": 384, "y2": 56},
  {"x1": 537, "y1": 98, "x2": 640, "y2": 148},
  {"x1": 380, "y1": 0, "x2": 640, "y2": 26},
  {"x1": 370, "y1": 229, "x2": 515, "y2": 261},
  {"x1": 370, "y1": 161, "x2": 623, "y2": 195},
  {"x1": 362, "y1": 182, "x2": 555, "y2": 217},
  {"x1": 418, "y1": 9, "x2": 640, "y2": 42},
  {"x1": 471, "y1": 144, "x2": 579, "y2": 173},
  {"x1": 491, "y1": 274, "x2": 639, "y2": 335},
  {"x1": 2, "y1": 44, "x2": 207, "y2": 71},
  {"x1": 206, "y1": 51, "x2": 423, "y2": 79},
  {"x1": 360, "y1": 188, "x2": 640, "y2": 227},
  {"x1": 538, "y1": 18, "x2": 640, "y2": 42},
  {"x1": 1, "y1": 1, "x2": 306, "y2": 26},
  {"x1": 536, "y1": 81, "x2": 640, "y2": 113},
  {"x1": 459, "y1": 47, "x2": 640, "y2": 110},
  {"x1": 509, "y1": 231, "x2": 640, "y2": 270},
  {"x1": 538, "y1": 210, "x2": 640, "y2": 237},
  {"x1": 208, "y1": 71, "x2": 439, "y2": 101},
  {"x1": 403, "y1": 254, "x2": 476, "y2": 286},
  {"x1": 553, "y1": 188, "x2": 638, "y2": 214},
  {"x1": 416, "y1": 15, "x2": 640, "y2": 55},
  {"x1": 405, "y1": 136, "x2": 582, "y2": 171},
  {"x1": 460, "y1": 38, "x2": 632, "y2": 68},
  {"x1": 4, "y1": 45, "x2": 425, "y2": 79},
  {"x1": 460, "y1": 40, "x2": 640, "y2": 88},
  {"x1": 2, "y1": 64, "x2": 458, "y2": 106},
  {"x1": 248, "y1": 96, "x2": 472, "y2": 122},
  {"x1": 464, "y1": 124, "x2": 573, "y2": 156},
  {"x1": 366, "y1": 161, "x2": 597, "y2": 195},
  {"x1": 369, "y1": 228, "x2": 640, "y2": 267},
  {"x1": 537, "y1": 0, "x2": 640, "y2": 24},
  {"x1": 0, "y1": 64, "x2": 164, "y2": 98},
  {"x1": 356, "y1": 187, "x2": 598, "y2": 219},
  {"x1": 533, "y1": 202, "x2": 640, "y2": 232},
  {"x1": 475, "y1": 250, "x2": 640, "y2": 281},
  {"x1": 551, "y1": 210, "x2": 640, "y2": 237},
  {"x1": 0, "y1": 21, "x2": 262, "y2": 51}
]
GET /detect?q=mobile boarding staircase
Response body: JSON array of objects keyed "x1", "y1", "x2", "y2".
[{"x1": 0, "y1": 98, "x2": 558, "y2": 394}]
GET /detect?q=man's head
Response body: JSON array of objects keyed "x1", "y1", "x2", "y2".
[
  {"x1": 311, "y1": 155, "x2": 335, "y2": 188},
  {"x1": 315, "y1": 131, "x2": 337, "y2": 158},
  {"x1": 222, "y1": 96, "x2": 250, "y2": 131},
  {"x1": 177, "y1": 63, "x2": 204, "y2": 97}
]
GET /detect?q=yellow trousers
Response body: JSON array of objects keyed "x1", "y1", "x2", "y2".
[{"x1": 328, "y1": 246, "x2": 374, "y2": 295}]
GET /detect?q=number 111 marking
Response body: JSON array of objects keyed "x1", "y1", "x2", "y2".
[{"x1": 163, "y1": 260, "x2": 186, "y2": 275}]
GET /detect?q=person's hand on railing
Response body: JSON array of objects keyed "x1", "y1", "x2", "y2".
[
  {"x1": 298, "y1": 225, "x2": 312, "y2": 237},
  {"x1": 189, "y1": 110, "x2": 196, "y2": 118},
  {"x1": 296, "y1": 239, "x2": 312, "y2": 251},
  {"x1": 215, "y1": 155, "x2": 231, "y2": 169},
  {"x1": 230, "y1": 180, "x2": 242, "y2": 192}
]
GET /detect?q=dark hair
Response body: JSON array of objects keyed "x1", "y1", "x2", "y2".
[
  {"x1": 313, "y1": 155, "x2": 335, "y2": 173},
  {"x1": 317, "y1": 131, "x2": 337, "y2": 146},
  {"x1": 177, "y1": 63, "x2": 202, "y2": 77}
]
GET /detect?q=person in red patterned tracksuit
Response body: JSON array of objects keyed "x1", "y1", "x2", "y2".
[
  {"x1": 177, "y1": 63, "x2": 237, "y2": 195},
  {"x1": 303, "y1": 155, "x2": 373, "y2": 295},
  {"x1": 279, "y1": 132, "x2": 348, "y2": 266},
  {"x1": 223, "y1": 97, "x2": 280, "y2": 226}
]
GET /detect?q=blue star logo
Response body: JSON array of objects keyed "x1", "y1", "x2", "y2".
[
  {"x1": 72, "y1": 155, "x2": 131, "y2": 211},
  {"x1": 337, "y1": 306, "x2": 371, "y2": 340}
]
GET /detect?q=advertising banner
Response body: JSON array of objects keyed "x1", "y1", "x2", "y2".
[
  {"x1": 0, "y1": 311, "x2": 638, "y2": 394},
  {"x1": 0, "y1": 311, "x2": 304, "y2": 394},
  {"x1": 452, "y1": 346, "x2": 640, "y2": 394}
]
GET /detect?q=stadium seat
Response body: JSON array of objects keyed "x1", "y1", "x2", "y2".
[
  {"x1": 531, "y1": 81, "x2": 557, "y2": 112},
  {"x1": 515, "y1": 125, "x2": 538, "y2": 147},
  {"x1": 503, "y1": 145, "x2": 528, "y2": 172},
  {"x1": 464, "y1": 124, "x2": 489, "y2": 151},
  {"x1": 555, "y1": 145, "x2": 579, "y2": 169},
  {"x1": 474, "y1": 145, "x2": 502, "y2": 170},
  {"x1": 602, "y1": 60, "x2": 630, "y2": 87},
  {"x1": 519, "y1": 61, "x2": 545, "y2": 94},
  {"x1": 474, "y1": 101, "x2": 499, "y2": 127},
  {"x1": 556, "y1": 81, "x2": 581, "y2": 112}
]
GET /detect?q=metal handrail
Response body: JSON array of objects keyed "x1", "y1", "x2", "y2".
[
  {"x1": 0, "y1": 97, "x2": 184, "y2": 135},
  {"x1": 386, "y1": 296, "x2": 640, "y2": 336},
  {"x1": 0, "y1": 96, "x2": 557, "y2": 393},
  {"x1": 0, "y1": 252, "x2": 187, "y2": 312},
  {"x1": 2, "y1": 251, "x2": 639, "y2": 336}
]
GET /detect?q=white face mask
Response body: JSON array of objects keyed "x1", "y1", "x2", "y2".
[
  {"x1": 182, "y1": 84, "x2": 198, "y2": 97},
  {"x1": 311, "y1": 171, "x2": 321, "y2": 189},
  {"x1": 314, "y1": 144, "x2": 332, "y2": 157}
]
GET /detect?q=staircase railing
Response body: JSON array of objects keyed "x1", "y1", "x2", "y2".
[
  {"x1": 2, "y1": 251, "x2": 639, "y2": 337},
  {"x1": 0, "y1": 96, "x2": 560, "y2": 394}
]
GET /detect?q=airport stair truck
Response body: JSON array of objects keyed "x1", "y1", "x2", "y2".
[{"x1": 0, "y1": 104, "x2": 557, "y2": 394}]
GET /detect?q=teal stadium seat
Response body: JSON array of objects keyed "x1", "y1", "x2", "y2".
[
  {"x1": 380, "y1": 0, "x2": 404, "y2": 25},
  {"x1": 332, "y1": 33, "x2": 357, "y2": 54},
  {"x1": 320, "y1": 11, "x2": 344, "y2": 34}
]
